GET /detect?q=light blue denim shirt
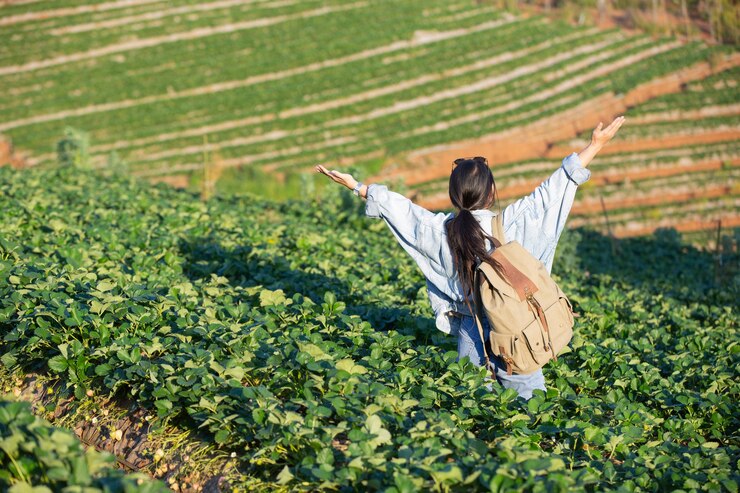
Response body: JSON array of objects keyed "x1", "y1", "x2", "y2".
[{"x1": 364, "y1": 152, "x2": 591, "y2": 334}]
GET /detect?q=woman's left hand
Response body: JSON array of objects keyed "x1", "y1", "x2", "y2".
[{"x1": 315, "y1": 164, "x2": 358, "y2": 190}]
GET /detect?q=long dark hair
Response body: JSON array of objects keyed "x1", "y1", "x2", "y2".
[{"x1": 445, "y1": 157, "x2": 503, "y2": 301}]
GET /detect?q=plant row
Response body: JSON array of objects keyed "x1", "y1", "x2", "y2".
[
  {"x1": 1, "y1": 165, "x2": 738, "y2": 490},
  {"x1": 0, "y1": 398, "x2": 168, "y2": 492}
]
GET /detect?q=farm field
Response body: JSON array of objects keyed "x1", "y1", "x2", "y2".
[
  {"x1": 1, "y1": 1, "x2": 739, "y2": 490},
  {"x1": 1, "y1": 165, "x2": 739, "y2": 491},
  {"x1": 1, "y1": 0, "x2": 739, "y2": 232}
]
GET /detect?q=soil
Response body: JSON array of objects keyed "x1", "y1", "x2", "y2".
[
  {"x1": 0, "y1": 135, "x2": 29, "y2": 168},
  {"x1": 570, "y1": 184, "x2": 734, "y2": 215},
  {"x1": 9, "y1": 373, "x2": 232, "y2": 493},
  {"x1": 377, "y1": 52, "x2": 740, "y2": 187},
  {"x1": 417, "y1": 157, "x2": 739, "y2": 209}
]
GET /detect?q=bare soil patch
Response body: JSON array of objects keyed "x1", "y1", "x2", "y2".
[
  {"x1": 377, "y1": 53, "x2": 740, "y2": 187},
  {"x1": 417, "y1": 157, "x2": 739, "y2": 209},
  {"x1": 570, "y1": 184, "x2": 734, "y2": 215}
]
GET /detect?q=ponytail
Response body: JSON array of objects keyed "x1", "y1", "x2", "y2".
[{"x1": 445, "y1": 157, "x2": 504, "y2": 301}]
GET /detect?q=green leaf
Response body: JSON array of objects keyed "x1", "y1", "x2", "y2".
[
  {"x1": 317, "y1": 448, "x2": 334, "y2": 465},
  {"x1": 94, "y1": 364, "x2": 113, "y2": 376},
  {"x1": 1, "y1": 351, "x2": 17, "y2": 368},
  {"x1": 214, "y1": 429, "x2": 229, "y2": 444},
  {"x1": 336, "y1": 358, "x2": 368, "y2": 374},
  {"x1": 48, "y1": 356, "x2": 68, "y2": 373},
  {"x1": 96, "y1": 280, "x2": 116, "y2": 292},
  {"x1": 364, "y1": 414, "x2": 392, "y2": 448},
  {"x1": 259, "y1": 289, "x2": 287, "y2": 307},
  {"x1": 297, "y1": 342, "x2": 332, "y2": 361}
]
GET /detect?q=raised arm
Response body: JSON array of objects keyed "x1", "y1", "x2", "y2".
[
  {"x1": 501, "y1": 116, "x2": 625, "y2": 268},
  {"x1": 576, "y1": 115, "x2": 625, "y2": 168},
  {"x1": 315, "y1": 165, "x2": 368, "y2": 198},
  {"x1": 315, "y1": 164, "x2": 453, "y2": 279}
]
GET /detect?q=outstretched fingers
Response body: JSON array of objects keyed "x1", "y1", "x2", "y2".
[{"x1": 605, "y1": 115, "x2": 625, "y2": 136}]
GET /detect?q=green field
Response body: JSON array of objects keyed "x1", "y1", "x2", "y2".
[
  {"x1": 2, "y1": 1, "x2": 735, "y2": 178},
  {"x1": 1, "y1": 165, "x2": 738, "y2": 491}
]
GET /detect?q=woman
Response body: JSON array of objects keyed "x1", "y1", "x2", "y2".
[{"x1": 316, "y1": 116, "x2": 625, "y2": 399}]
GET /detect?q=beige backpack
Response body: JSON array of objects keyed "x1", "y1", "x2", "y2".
[{"x1": 472, "y1": 215, "x2": 575, "y2": 376}]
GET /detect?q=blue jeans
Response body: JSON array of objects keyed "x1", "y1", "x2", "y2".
[{"x1": 455, "y1": 314, "x2": 546, "y2": 400}]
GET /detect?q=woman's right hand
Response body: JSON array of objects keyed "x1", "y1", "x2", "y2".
[{"x1": 591, "y1": 115, "x2": 625, "y2": 148}]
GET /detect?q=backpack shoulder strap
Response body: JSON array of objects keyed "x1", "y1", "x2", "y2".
[
  {"x1": 490, "y1": 213, "x2": 505, "y2": 247},
  {"x1": 471, "y1": 269, "x2": 496, "y2": 380}
]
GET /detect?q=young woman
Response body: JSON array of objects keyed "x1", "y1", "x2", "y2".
[{"x1": 316, "y1": 116, "x2": 625, "y2": 399}]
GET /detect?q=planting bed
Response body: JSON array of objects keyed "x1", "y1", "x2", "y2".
[{"x1": 1, "y1": 165, "x2": 738, "y2": 491}]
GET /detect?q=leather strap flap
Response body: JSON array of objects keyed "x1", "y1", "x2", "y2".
[{"x1": 478, "y1": 245, "x2": 539, "y2": 302}]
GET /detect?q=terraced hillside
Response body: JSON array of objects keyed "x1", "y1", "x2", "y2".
[
  {"x1": 0, "y1": 4, "x2": 734, "y2": 167},
  {"x1": 409, "y1": 66, "x2": 740, "y2": 240},
  {"x1": 1, "y1": 0, "x2": 738, "y2": 238}
]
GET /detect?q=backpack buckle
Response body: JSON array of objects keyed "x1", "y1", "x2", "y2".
[{"x1": 524, "y1": 286, "x2": 535, "y2": 301}]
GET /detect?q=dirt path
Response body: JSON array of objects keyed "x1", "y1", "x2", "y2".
[
  {"x1": 48, "y1": 0, "x2": 290, "y2": 35},
  {"x1": 570, "y1": 184, "x2": 734, "y2": 215},
  {"x1": 0, "y1": 0, "x2": 163, "y2": 27},
  {"x1": 0, "y1": 2, "x2": 366, "y2": 76},
  {"x1": 378, "y1": 52, "x2": 740, "y2": 187},
  {"x1": 0, "y1": 16, "x2": 517, "y2": 135},
  {"x1": 417, "y1": 157, "x2": 739, "y2": 209}
]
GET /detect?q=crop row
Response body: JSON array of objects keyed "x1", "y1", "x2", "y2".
[
  {"x1": 590, "y1": 115, "x2": 740, "y2": 140},
  {"x1": 117, "y1": 38, "x2": 712, "y2": 176},
  {"x1": 412, "y1": 141, "x2": 739, "y2": 196},
  {"x1": 631, "y1": 66, "x2": 740, "y2": 114},
  {"x1": 0, "y1": 0, "x2": 365, "y2": 67},
  {"x1": 116, "y1": 29, "x2": 632, "y2": 167},
  {"x1": 568, "y1": 195, "x2": 737, "y2": 229},
  {"x1": 0, "y1": 0, "x2": 488, "y2": 113},
  {"x1": 4, "y1": 14, "x2": 580, "y2": 150},
  {"x1": 7, "y1": 2, "x2": 732, "y2": 178},
  {"x1": 1, "y1": 165, "x2": 738, "y2": 490},
  {"x1": 0, "y1": 0, "x2": 324, "y2": 65}
]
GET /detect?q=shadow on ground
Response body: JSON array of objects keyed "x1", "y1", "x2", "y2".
[
  {"x1": 559, "y1": 227, "x2": 738, "y2": 304},
  {"x1": 177, "y1": 238, "x2": 439, "y2": 343}
]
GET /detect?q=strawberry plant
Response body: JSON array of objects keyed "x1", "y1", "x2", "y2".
[
  {"x1": 0, "y1": 398, "x2": 167, "y2": 492},
  {"x1": 0, "y1": 166, "x2": 737, "y2": 491}
]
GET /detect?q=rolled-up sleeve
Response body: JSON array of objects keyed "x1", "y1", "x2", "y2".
[
  {"x1": 562, "y1": 152, "x2": 591, "y2": 185},
  {"x1": 364, "y1": 184, "x2": 385, "y2": 218}
]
